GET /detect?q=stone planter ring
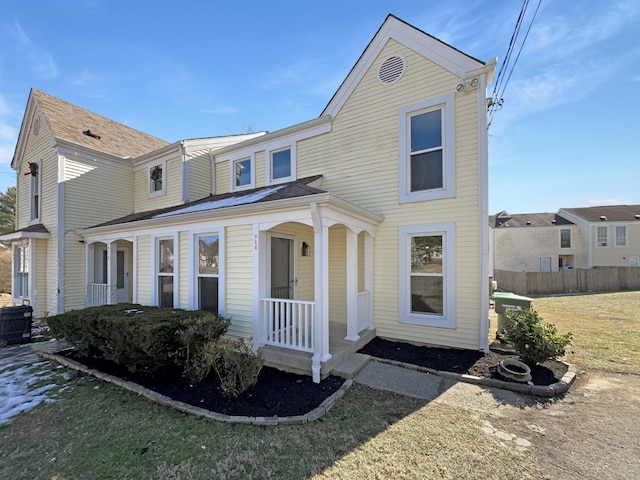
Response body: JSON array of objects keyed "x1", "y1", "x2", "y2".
[{"x1": 498, "y1": 359, "x2": 532, "y2": 382}]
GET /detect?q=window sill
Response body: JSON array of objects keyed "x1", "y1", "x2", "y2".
[{"x1": 400, "y1": 315, "x2": 455, "y2": 329}]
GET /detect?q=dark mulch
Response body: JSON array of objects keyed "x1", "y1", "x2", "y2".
[
  {"x1": 358, "y1": 337, "x2": 568, "y2": 385},
  {"x1": 59, "y1": 349, "x2": 344, "y2": 417}
]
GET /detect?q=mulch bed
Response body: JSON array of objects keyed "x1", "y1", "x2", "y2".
[
  {"x1": 59, "y1": 350, "x2": 344, "y2": 417},
  {"x1": 358, "y1": 337, "x2": 568, "y2": 385}
]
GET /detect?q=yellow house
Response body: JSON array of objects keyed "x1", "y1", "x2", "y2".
[{"x1": 2, "y1": 15, "x2": 496, "y2": 381}]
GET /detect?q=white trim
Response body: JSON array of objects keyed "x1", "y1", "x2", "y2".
[
  {"x1": 29, "y1": 159, "x2": 42, "y2": 223},
  {"x1": 477, "y1": 71, "x2": 490, "y2": 353},
  {"x1": 614, "y1": 224, "x2": 628, "y2": 248},
  {"x1": 399, "y1": 223, "x2": 456, "y2": 328},
  {"x1": 399, "y1": 93, "x2": 456, "y2": 203},
  {"x1": 595, "y1": 225, "x2": 609, "y2": 248},
  {"x1": 151, "y1": 233, "x2": 179, "y2": 307},
  {"x1": 231, "y1": 155, "x2": 255, "y2": 191},
  {"x1": 147, "y1": 159, "x2": 167, "y2": 198},
  {"x1": 57, "y1": 154, "x2": 65, "y2": 314},
  {"x1": 189, "y1": 228, "x2": 225, "y2": 315},
  {"x1": 266, "y1": 144, "x2": 296, "y2": 185}
]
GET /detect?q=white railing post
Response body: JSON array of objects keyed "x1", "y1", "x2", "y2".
[{"x1": 259, "y1": 298, "x2": 315, "y2": 353}]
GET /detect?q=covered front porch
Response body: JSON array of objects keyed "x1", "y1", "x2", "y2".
[
  {"x1": 252, "y1": 200, "x2": 383, "y2": 382},
  {"x1": 85, "y1": 239, "x2": 133, "y2": 307}
]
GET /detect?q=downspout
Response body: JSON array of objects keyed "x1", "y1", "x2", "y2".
[
  {"x1": 56, "y1": 152, "x2": 65, "y2": 314},
  {"x1": 209, "y1": 151, "x2": 216, "y2": 195},
  {"x1": 477, "y1": 71, "x2": 490, "y2": 353}
]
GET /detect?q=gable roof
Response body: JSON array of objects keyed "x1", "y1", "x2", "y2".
[
  {"x1": 490, "y1": 212, "x2": 573, "y2": 228},
  {"x1": 322, "y1": 14, "x2": 493, "y2": 118},
  {"x1": 561, "y1": 205, "x2": 640, "y2": 223},
  {"x1": 12, "y1": 89, "x2": 169, "y2": 168}
]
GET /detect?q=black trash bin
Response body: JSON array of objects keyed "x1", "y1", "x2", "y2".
[{"x1": 0, "y1": 305, "x2": 33, "y2": 345}]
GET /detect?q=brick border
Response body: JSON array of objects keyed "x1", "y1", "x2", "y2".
[
  {"x1": 39, "y1": 351, "x2": 353, "y2": 426},
  {"x1": 371, "y1": 357, "x2": 577, "y2": 397}
]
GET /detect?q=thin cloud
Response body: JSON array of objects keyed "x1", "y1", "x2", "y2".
[
  {"x1": 12, "y1": 20, "x2": 59, "y2": 79},
  {"x1": 202, "y1": 106, "x2": 240, "y2": 115}
]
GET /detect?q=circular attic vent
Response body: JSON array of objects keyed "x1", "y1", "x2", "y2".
[{"x1": 378, "y1": 55, "x2": 406, "y2": 85}]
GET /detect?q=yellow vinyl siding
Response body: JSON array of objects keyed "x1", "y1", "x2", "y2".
[
  {"x1": 328, "y1": 226, "x2": 347, "y2": 324},
  {"x1": 178, "y1": 231, "x2": 190, "y2": 308},
  {"x1": 225, "y1": 225, "x2": 253, "y2": 338},
  {"x1": 215, "y1": 161, "x2": 230, "y2": 196},
  {"x1": 136, "y1": 235, "x2": 152, "y2": 305},
  {"x1": 33, "y1": 238, "x2": 48, "y2": 317},
  {"x1": 186, "y1": 150, "x2": 213, "y2": 201}
]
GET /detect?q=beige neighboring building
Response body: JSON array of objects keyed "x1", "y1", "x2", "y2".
[
  {"x1": 490, "y1": 211, "x2": 578, "y2": 273},
  {"x1": 559, "y1": 205, "x2": 640, "y2": 268},
  {"x1": 1, "y1": 15, "x2": 496, "y2": 381}
]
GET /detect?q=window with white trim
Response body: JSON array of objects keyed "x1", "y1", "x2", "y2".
[
  {"x1": 399, "y1": 224, "x2": 456, "y2": 328},
  {"x1": 560, "y1": 228, "x2": 571, "y2": 248},
  {"x1": 614, "y1": 225, "x2": 627, "y2": 247},
  {"x1": 157, "y1": 238, "x2": 174, "y2": 307},
  {"x1": 148, "y1": 162, "x2": 166, "y2": 197},
  {"x1": 269, "y1": 147, "x2": 294, "y2": 183},
  {"x1": 233, "y1": 157, "x2": 253, "y2": 190},
  {"x1": 30, "y1": 161, "x2": 41, "y2": 221},
  {"x1": 196, "y1": 233, "x2": 220, "y2": 312},
  {"x1": 399, "y1": 94, "x2": 455, "y2": 203},
  {"x1": 596, "y1": 226, "x2": 608, "y2": 247},
  {"x1": 13, "y1": 243, "x2": 29, "y2": 299}
]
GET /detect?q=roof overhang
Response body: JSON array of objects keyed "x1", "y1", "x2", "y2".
[{"x1": 0, "y1": 228, "x2": 50, "y2": 242}]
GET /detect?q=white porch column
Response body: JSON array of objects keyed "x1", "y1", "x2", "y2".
[
  {"x1": 345, "y1": 228, "x2": 359, "y2": 341},
  {"x1": 252, "y1": 225, "x2": 267, "y2": 352},
  {"x1": 364, "y1": 232, "x2": 374, "y2": 330},
  {"x1": 311, "y1": 203, "x2": 331, "y2": 383},
  {"x1": 107, "y1": 242, "x2": 116, "y2": 304}
]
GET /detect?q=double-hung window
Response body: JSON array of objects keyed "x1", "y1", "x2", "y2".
[
  {"x1": 157, "y1": 238, "x2": 175, "y2": 307},
  {"x1": 268, "y1": 146, "x2": 295, "y2": 184},
  {"x1": 399, "y1": 94, "x2": 455, "y2": 203},
  {"x1": 233, "y1": 157, "x2": 253, "y2": 190},
  {"x1": 615, "y1": 225, "x2": 628, "y2": 247},
  {"x1": 196, "y1": 233, "x2": 220, "y2": 312},
  {"x1": 30, "y1": 161, "x2": 41, "y2": 221},
  {"x1": 13, "y1": 243, "x2": 29, "y2": 299},
  {"x1": 596, "y1": 226, "x2": 608, "y2": 247},
  {"x1": 148, "y1": 162, "x2": 166, "y2": 197},
  {"x1": 560, "y1": 229, "x2": 571, "y2": 248},
  {"x1": 399, "y1": 224, "x2": 456, "y2": 328}
]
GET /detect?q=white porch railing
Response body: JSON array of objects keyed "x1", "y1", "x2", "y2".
[
  {"x1": 357, "y1": 290, "x2": 371, "y2": 332},
  {"x1": 261, "y1": 298, "x2": 315, "y2": 352},
  {"x1": 86, "y1": 283, "x2": 117, "y2": 307}
]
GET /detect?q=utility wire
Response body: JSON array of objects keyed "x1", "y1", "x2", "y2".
[{"x1": 488, "y1": 0, "x2": 542, "y2": 129}]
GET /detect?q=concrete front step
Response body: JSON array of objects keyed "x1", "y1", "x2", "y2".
[{"x1": 331, "y1": 353, "x2": 372, "y2": 379}]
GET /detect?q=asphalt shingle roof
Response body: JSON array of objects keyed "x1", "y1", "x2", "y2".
[
  {"x1": 489, "y1": 212, "x2": 573, "y2": 228},
  {"x1": 562, "y1": 205, "x2": 640, "y2": 223}
]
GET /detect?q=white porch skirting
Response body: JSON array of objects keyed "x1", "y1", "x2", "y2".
[{"x1": 261, "y1": 298, "x2": 315, "y2": 352}]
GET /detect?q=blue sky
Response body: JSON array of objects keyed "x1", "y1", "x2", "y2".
[{"x1": 1, "y1": 0, "x2": 638, "y2": 214}]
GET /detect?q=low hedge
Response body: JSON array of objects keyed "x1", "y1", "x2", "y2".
[{"x1": 48, "y1": 304, "x2": 228, "y2": 376}]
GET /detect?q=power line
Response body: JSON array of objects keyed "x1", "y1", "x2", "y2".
[{"x1": 488, "y1": 0, "x2": 542, "y2": 129}]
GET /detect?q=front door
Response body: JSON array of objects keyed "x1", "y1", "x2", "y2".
[
  {"x1": 270, "y1": 235, "x2": 295, "y2": 299},
  {"x1": 116, "y1": 247, "x2": 131, "y2": 303}
]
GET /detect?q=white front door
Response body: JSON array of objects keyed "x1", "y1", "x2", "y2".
[
  {"x1": 269, "y1": 235, "x2": 295, "y2": 299},
  {"x1": 540, "y1": 256, "x2": 552, "y2": 272}
]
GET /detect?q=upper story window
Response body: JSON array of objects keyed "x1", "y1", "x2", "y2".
[
  {"x1": 560, "y1": 228, "x2": 571, "y2": 248},
  {"x1": 148, "y1": 162, "x2": 166, "y2": 197},
  {"x1": 233, "y1": 156, "x2": 254, "y2": 190},
  {"x1": 399, "y1": 94, "x2": 455, "y2": 203},
  {"x1": 596, "y1": 225, "x2": 609, "y2": 247},
  {"x1": 268, "y1": 146, "x2": 295, "y2": 184},
  {"x1": 615, "y1": 225, "x2": 628, "y2": 247},
  {"x1": 29, "y1": 161, "x2": 41, "y2": 222}
]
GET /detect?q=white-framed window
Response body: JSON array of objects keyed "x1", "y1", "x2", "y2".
[
  {"x1": 596, "y1": 226, "x2": 609, "y2": 247},
  {"x1": 156, "y1": 236, "x2": 176, "y2": 308},
  {"x1": 13, "y1": 242, "x2": 29, "y2": 299},
  {"x1": 30, "y1": 160, "x2": 41, "y2": 221},
  {"x1": 560, "y1": 228, "x2": 571, "y2": 248},
  {"x1": 232, "y1": 156, "x2": 254, "y2": 190},
  {"x1": 148, "y1": 161, "x2": 166, "y2": 197},
  {"x1": 629, "y1": 256, "x2": 640, "y2": 267},
  {"x1": 614, "y1": 225, "x2": 628, "y2": 247},
  {"x1": 267, "y1": 146, "x2": 295, "y2": 184},
  {"x1": 399, "y1": 224, "x2": 456, "y2": 328},
  {"x1": 196, "y1": 233, "x2": 220, "y2": 313},
  {"x1": 399, "y1": 94, "x2": 455, "y2": 203}
]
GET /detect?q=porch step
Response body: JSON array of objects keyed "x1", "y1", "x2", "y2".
[{"x1": 331, "y1": 353, "x2": 372, "y2": 379}]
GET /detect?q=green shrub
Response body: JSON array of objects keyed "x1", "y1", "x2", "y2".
[
  {"x1": 175, "y1": 315, "x2": 229, "y2": 382},
  {"x1": 208, "y1": 337, "x2": 264, "y2": 398},
  {"x1": 48, "y1": 304, "x2": 228, "y2": 376},
  {"x1": 499, "y1": 307, "x2": 573, "y2": 367}
]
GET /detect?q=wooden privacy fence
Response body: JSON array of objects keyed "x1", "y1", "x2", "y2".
[{"x1": 494, "y1": 267, "x2": 640, "y2": 296}]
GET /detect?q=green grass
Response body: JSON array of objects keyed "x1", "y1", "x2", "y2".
[{"x1": 1, "y1": 364, "x2": 545, "y2": 480}]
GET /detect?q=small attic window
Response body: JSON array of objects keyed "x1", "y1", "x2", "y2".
[
  {"x1": 378, "y1": 55, "x2": 406, "y2": 85},
  {"x1": 82, "y1": 129, "x2": 101, "y2": 139}
]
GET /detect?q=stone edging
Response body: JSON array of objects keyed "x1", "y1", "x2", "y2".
[
  {"x1": 39, "y1": 351, "x2": 352, "y2": 426},
  {"x1": 371, "y1": 357, "x2": 577, "y2": 397}
]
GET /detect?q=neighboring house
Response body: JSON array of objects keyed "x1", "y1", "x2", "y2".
[
  {"x1": 491, "y1": 205, "x2": 640, "y2": 273},
  {"x1": 490, "y1": 211, "x2": 577, "y2": 273},
  {"x1": 559, "y1": 205, "x2": 640, "y2": 268},
  {"x1": 1, "y1": 15, "x2": 496, "y2": 381}
]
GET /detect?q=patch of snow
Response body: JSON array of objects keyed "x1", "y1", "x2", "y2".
[{"x1": 154, "y1": 186, "x2": 284, "y2": 218}]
